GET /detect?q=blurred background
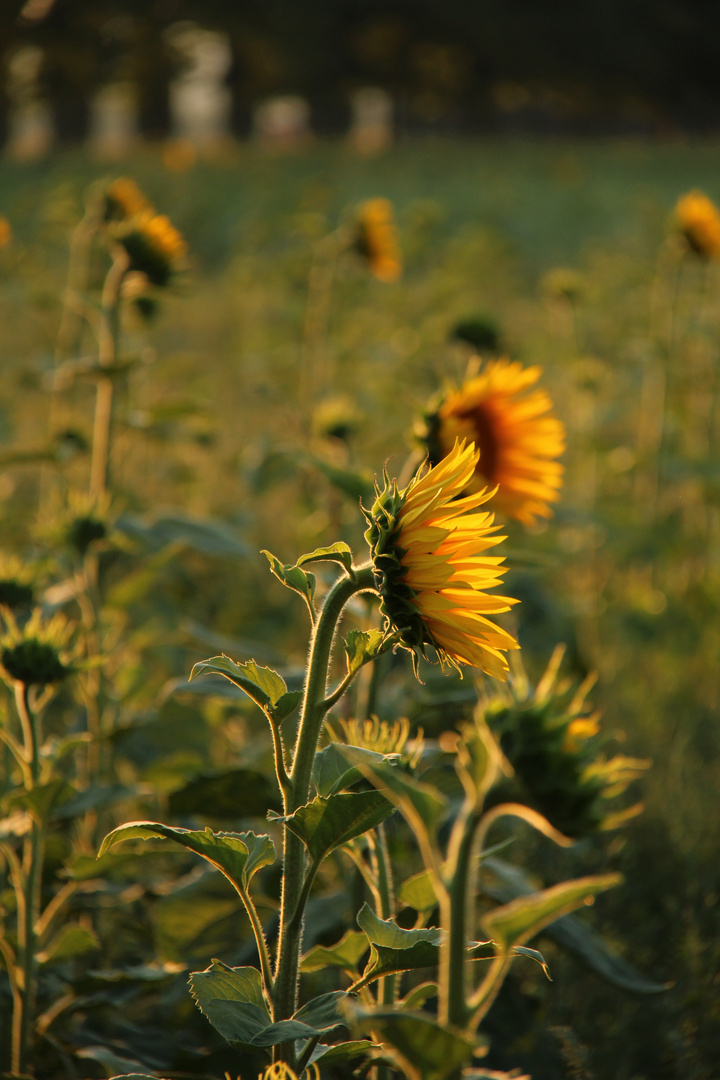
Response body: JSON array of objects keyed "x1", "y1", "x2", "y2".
[{"x1": 1, "y1": 2, "x2": 720, "y2": 1080}]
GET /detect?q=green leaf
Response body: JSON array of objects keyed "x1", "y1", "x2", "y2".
[
  {"x1": 190, "y1": 958, "x2": 266, "y2": 1010},
  {"x1": 354, "y1": 904, "x2": 531, "y2": 986},
  {"x1": 481, "y1": 873, "x2": 622, "y2": 950},
  {"x1": 305, "y1": 454, "x2": 373, "y2": 501},
  {"x1": 309, "y1": 1040, "x2": 377, "y2": 1066},
  {"x1": 98, "y1": 821, "x2": 275, "y2": 893},
  {"x1": 344, "y1": 627, "x2": 386, "y2": 676},
  {"x1": 262, "y1": 549, "x2": 317, "y2": 611},
  {"x1": 295, "y1": 541, "x2": 354, "y2": 572},
  {"x1": 8, "y1": 779, "x2": 75, "y2": 823},
  {"x1": 116, "y1": 511, "x2": 249, "y2": 557},
  {"x1": 294, "y1": 991, "x2": 348, "y2": 1032},
  {"x1": 312, "y1": 742, "x2": 391, "y2": 797},
  {"x1": 281, "y1": 791, "x2": 394, "y2": 862},
  {"x1": 360, "y1": 761, "x2": 447, "y2": 836},
  {"x1": 37, "y1": 923, "x2": 100, "y2": 964},
  {"x1": 54, "y1": 783, "x2": 135, "y2": 821},
  {"x1": 189, "y1": 963, "x2": 334, "y2": 1048},
  {"x1": 455, "y1": 720, "x2": 502, "y2": 808},
  {"x1": 398, "y1": 869, "x2": 439, "y2": 917},
  {"x1": 168, "y1": 769, "x2": 281, "y2": 819},
  {"x1": 345, "y1": 1005, "x2": 476, "y2": 1080},
  {"x1": 483, "y1": 857, "x2": 666, "y2": 993},
  {"x1": 301, "y1": 929, "x2": 369, "y2": 974},
  {"x1": 189, "y1": 655, "x2": 295, "y2": 720},
  {"x1": 400, "y1": 982, "x2": 438, "y2": 1009}
]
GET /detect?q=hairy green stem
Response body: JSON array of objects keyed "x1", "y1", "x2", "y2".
[
  {"x1": 272, "y1": 565, "x2": 377, "y2": 1063},
  {"x1": 90, "y1": 249, "x2": 129, "y2": 499},
  {"x1": 13, "y1": 683, "x2": 44, "y2": 1076},
  {"x1": 440, "y1": 804, "x2": 479, "y2": 1029}
]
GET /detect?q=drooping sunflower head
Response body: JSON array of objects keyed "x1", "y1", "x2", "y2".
[
  {"x1": 419, "y1": 359, "x2": 565, "y2": 526},
  {"x1": 115, "y1": 210, "x2": 188, "y2": 286},
  {"x1": 353, "y1": 198, "x2": 402, "y2": 282},
  {"x1": 363, "y1": 439, "x2": 519, "y2": 681},
  {"x1": 0, "y1": 608, "x2": 75, "y2": 688},
  {"x1": 103, "y1": 177, "x2": 153, "y2": 222},
  {"x1": 675, "y1": 190, "x2": 720, "y2": 258}
]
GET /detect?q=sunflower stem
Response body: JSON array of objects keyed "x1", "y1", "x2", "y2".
[
  {"x1": 13, "y1": 682, "x2": 44, "y2": 1076},
  {"x1": 272, "y1": 564, "x2": 377, "y2": 1064}
]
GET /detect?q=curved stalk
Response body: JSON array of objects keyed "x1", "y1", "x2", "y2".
[{"x1": 272, "y1": 565, "x2": 377, "y2": 1063}]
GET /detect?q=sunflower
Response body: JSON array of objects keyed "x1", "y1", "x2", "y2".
[
  {"x1": 0, "y1": 216, "x2": 12, "y2": 249},
  {"x1": 115, "y1": 210, "x2": 187, "y2": 286},
  {"x1": 420, "y1": 359, "x2": 565, "y2": 526},
  {"x1": 675, "y1": 190, "x2": 720, "y2": 258},
  {"x1": 103, "y1": 177, "x2": 153, "y2": 222},
  {"x1": 0, "y1": 609, "x2": 75, "y2": 687},
  {"x1": 354, "y1": 198, "x2": 402, "y2": 282},
  {"x1": 364, "y1": 438, "x2": 519, "y2": 680}
]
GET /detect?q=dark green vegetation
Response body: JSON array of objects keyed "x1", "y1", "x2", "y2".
[{"x1": 0, "y1": 140, "x2": 719, "y2": 1078}]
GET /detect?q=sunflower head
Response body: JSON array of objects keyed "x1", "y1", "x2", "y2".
[
  {"x1": 353, "y1": 198, "x2": 402, "y2": 282},
  {"x1": 337, "y1": 715, "x2": 423, "y2": 765},
  {"x1": 364, "y1": 439, "x2": 519, "y2": 680},
  {"x1": 103, "y1": 177, "x2": 153, "y2": 222},
  {"x1": 451, "y1": 312, "x2": 501, "y2": 353},
  {"x1": 486, "y1": 647, "x2": 649, "y2": 837},
  {"x1": 0, "y1": 609, "x2": 75, "y2": 687},
  {"x1": 418, "y1": 359, "x2": 565, "y2": 526},
  {"x1": 38, "y1": 489, "x2": 115, "y2": 557},
  {"x1": 115, "y1": 210, "x2": 187, "y2": 286},
  {"x1": 0, "y1": 216, "x2": 12, "y2": 249},
  {"x1": 0, "y1": 554, "x2": 36, "y2": 611},
  {"x1": 675, "y1": 190, "x2": 720, "y2": 258}
]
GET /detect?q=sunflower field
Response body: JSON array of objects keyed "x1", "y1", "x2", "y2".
[{"x1": 0, "y1": 139, "x2": 719, "y2": 1080}]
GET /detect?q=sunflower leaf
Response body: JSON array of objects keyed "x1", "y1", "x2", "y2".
[
  {"x1": 295, "y1": 541, "x2": 354, "y2": 572},
  {"x1": 262, "y1": 549, "x2": 317, "y2": 611},
  {"x1": 344, "y1": 627, "x2": 387, "y2": 676},
  {"x1": 98, "y1": 821, "x2": 275, "y2": 892},
  {"x1": 481, "y1": 873, "x2": 622, "y2": 949},
  {"x1": 280, "y1": 791, "x2": 394, "y2": 862},
  {"x1": 189, "y1": 654, "x2": 294, "y2": 720}
]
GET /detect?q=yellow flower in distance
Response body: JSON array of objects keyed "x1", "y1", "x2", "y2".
[
  {"x1": 354, "y1": 198, "x2": 402, "y2": 281},
  {"x1": 0, "y1": 216, "x2": 12, "y2": 248},
  {"x1": 117, "y1": 210, "x2": 187, "y2": 287},
  {"x1": 104, "y1": 177, "x2": 153, "y2": 222},
  {"x1": 364, "y1": 439, "x2": 519, "y2": 680},
  {"x1": 423, "y1": 359, "x2": 565, "y2": 526},
  {"x1": 675, "y1": 190, "x2": 720, "y2": 258}
]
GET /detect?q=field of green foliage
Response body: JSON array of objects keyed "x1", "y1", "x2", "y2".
[{"x1": 0, "y1": 139, "x2": 719, "y2": 1080}]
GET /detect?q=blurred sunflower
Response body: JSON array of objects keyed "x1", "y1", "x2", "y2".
[
  {"x1": 364, "y1": 438, "x2": 518, "y2": 680},
  {"x1": 0, "y1": 216, "x2": 12, "y2": 249},
  {"x1": 419, "y1": 359, "x2": 565, "y2": 526},
  {"x1": 115, "y1": 210, "x2": 187, "y2": 287},
  {"x1": 353, "y1": 198, "x2": 402, "y2": 282},
  {"x1": 103, "y1": 177, "x2": 153, "y2": 222},
  {"x1": 675, "y1": 190, "x2": 720, "y2": 258},
  {"x1": 0, "y1": 553, "x2": 36, "y2": 611},
  {"x1": 0, "y1": 609, "x2": 75, "y2": 687},
  {"x1": 486, "y1": 646, "x2": 649, "y2": 837},
  {"x1": 38, "y1": 489, "x2": 115, "y2": 557}
]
